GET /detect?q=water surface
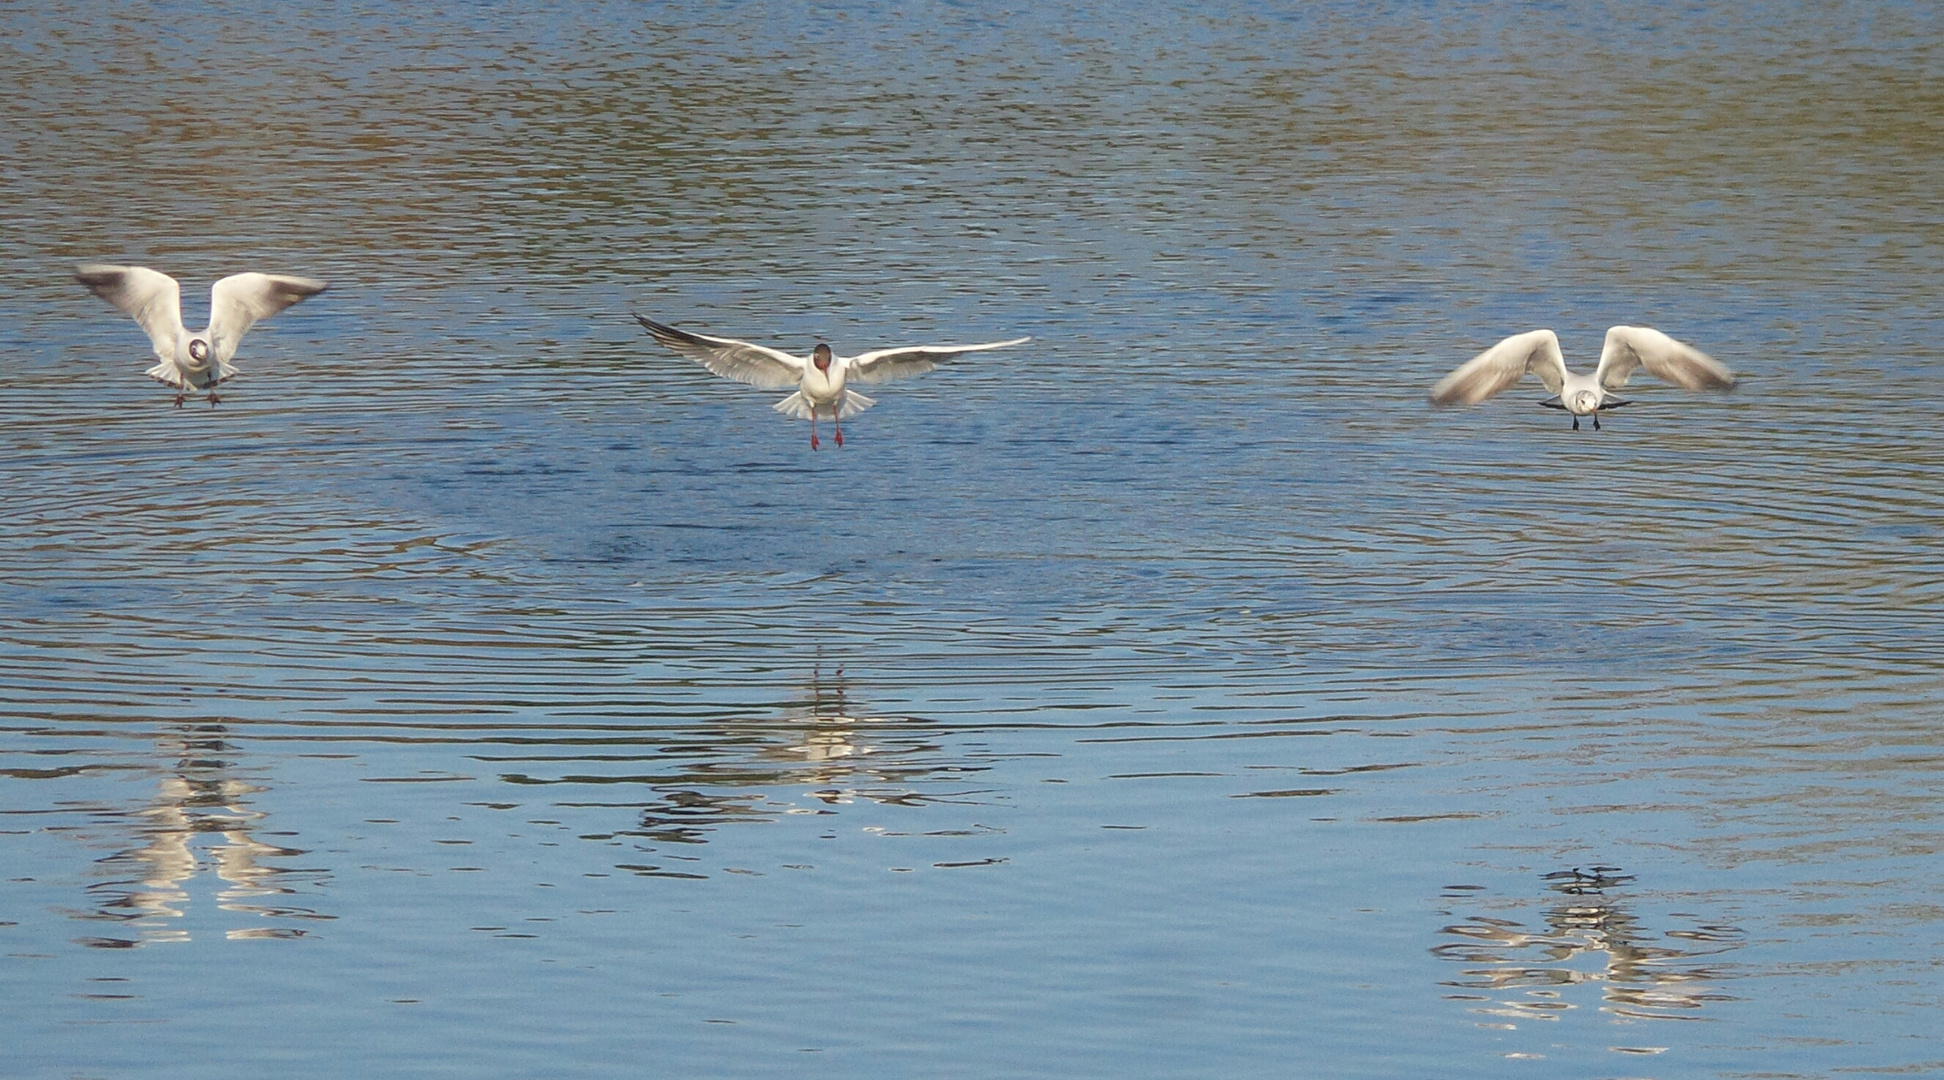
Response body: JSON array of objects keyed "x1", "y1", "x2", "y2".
[{"x1": 3, "y1": 2, "x2": 1943, "y2": 1077}]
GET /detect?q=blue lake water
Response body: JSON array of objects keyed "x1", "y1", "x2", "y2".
[{"x1": 3, "y1": 2, "x2": 1942, "y2": 1076}]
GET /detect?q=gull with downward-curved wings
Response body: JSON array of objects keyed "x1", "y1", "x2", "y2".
[
  {"x1": 76, "y1": 263, "x2": 327, "y2": 406},
  {"x1": 636, "y1": 315, "x2": 1029, "y2": 449},
  {"x1": 1431, "y1": 326, "x2": 1735, "y2": 430}
]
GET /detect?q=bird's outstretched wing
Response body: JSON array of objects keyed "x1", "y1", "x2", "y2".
[
  {"x1": 635, "y1": 315, "x2": 806, "y2": 389},
  {"x1": 75, "y1": 264, "x2": 184, "y2": 360},
  {"x1": 846, "y1": 336, "x2": 1030, "y2": 385},
  {"x1": 1595, "y1": 326, "x2": 1735, "y2": 392},
  {"x1": 1429, "y1": 329, "x2": 1569, "y2": 405},
  {"x1": 208, "y1": 273, "x2": 327, "y2": 363}
]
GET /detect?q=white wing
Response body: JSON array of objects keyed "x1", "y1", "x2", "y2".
[
  {"x1": 208, "y1": 273, "x2": 327, "y2": 363},
  {"x1": 1595, "y1": 326, "x2": 1735, "y2": 392},
  {"x1": 845, "y1": 336, "x2": 1030, "y2": 385},
  {"x1": 1429, "y1": 329, "x2": 1569, "y2": 405},
  {"x1": 75, "y1": 264, "x2": 184, "y2": 360},
  {"x1": 635, "y1": 316, "x2": 806, "y2": 390}
]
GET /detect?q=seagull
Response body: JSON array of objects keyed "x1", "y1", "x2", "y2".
[
  {"x1": 75, "y1": 263, "x2": 327, "y2": 406},
  {"x1": 635, "y1": 315, "x2": 1029, "y2": 449},
  {"x1": 1430, "y1": 326, "x2": 1735, "y2": 430}
]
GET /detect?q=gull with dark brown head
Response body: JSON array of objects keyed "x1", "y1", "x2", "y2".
[
  {"x1": 635, "y1": 315, "x2": 1029, "y2": 449},
  {"x1": 1430, "y1": 325, "x2": 1735, "y2": 430},
  {"x1": 76, "y1": 264, "x2": 327, "y2": 406}
]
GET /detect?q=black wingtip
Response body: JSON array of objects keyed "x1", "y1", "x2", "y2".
[
  {"x1": 632, "y1": 312, "x2": 677, "y2": 336},
  {"x1": 632, "y1": 315, "x2": 711, "y2": 351},
  {"x1": 277, "y1": 278, "x2": 328, "y2": 300}
]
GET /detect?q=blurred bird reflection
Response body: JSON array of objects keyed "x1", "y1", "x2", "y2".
[
  {"x1": 498, "y1": 664, "x2": 986, "y2": 848},
  {"x1": 1432, "y1": 867, "x2": 1746, "y2": 1028},
  {"x1": 74, "y1": 725, "x2": 329, "y2": 947}
]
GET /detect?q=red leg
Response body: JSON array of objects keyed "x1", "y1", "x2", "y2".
[
  {"x1": 833, "y1": 410, "x2": 844, "y2": 448},
  {"x1": 809, "y1": 406, "x2": 820, "y2": 450}
]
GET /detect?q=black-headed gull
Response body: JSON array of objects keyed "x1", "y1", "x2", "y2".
[
  {"x1": 635, "y1": 316, "x2": 1029, "y2": 449},
  {"x1": 1430, "y1": 326, "x2": 1735, "y2": 430},
  {"x1": 76, "y1": 263, "x2": 327, "y2": 407}
]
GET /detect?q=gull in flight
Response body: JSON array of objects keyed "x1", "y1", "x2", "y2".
[
  {"x1": 1430, "y1": 326, "x2": 1735, "y2": 429},
  {"x1": 76, "y1": 263, "x2": 327, "y2": 406},
  {"x1": 635, "y1": 315, "x2": 1029, "y2": 449}
]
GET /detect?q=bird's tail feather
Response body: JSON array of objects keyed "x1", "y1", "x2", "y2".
[
  {"x1": 772, "y1": 390, "x2": 876, "y2": 420},
  {"x1": 145, "y1": 360, "x2": 234, "y2": 390},
  {"x1": 146, "y1": 361, "x2": 188, "y2": 388},
  {"x1": 837, "y1": 389, "x2": 876, "y2": 419}
]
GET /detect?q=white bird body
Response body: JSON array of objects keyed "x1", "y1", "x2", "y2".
[
  {"x1": 1430, "y1": 325, "x2": 1735, "y2": 430},
  {"x1": 778, "y1": 353, "x2": 864, "y2": 422},
  {"x1": 636, "y1": 316, "x2": 1029, "y2": 448},
  {"x1": 76, "y1": 263, "x2": 327, "y2": 406},
  {"x1": 1554, "y1": 366, "x2": 1607, "y2": 417}
]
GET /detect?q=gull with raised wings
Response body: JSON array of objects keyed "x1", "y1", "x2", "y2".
[
  {"x1": 635, "y1": 316, "x2": 1029, "y2": 449},
  {"x1": 76, "y1": 263, "x2": 327, "y2": 406},
  {"x1": 1430, "y1": 326, "x2": 1735, "y2": 430}
]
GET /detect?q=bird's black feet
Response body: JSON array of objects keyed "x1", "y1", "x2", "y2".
[
  {"x1": 207, "y1": 393, "x2": 221, "y2": 407},
  {"x1": 173, "y1": 394, "x2": 186, "y2": 408},
  {"x1": 1571, "y1": 416, "x2": 1580, "y2": 430},
  {"x1": 1592, "y1": 414, "x2": 1601, "y2": 431}
]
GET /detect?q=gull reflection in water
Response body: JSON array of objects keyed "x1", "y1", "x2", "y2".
[
  {"x1": 633, "y1": 663, "x2": 978, "y2": 845},
  {"x1": 507, "y1": 663, "x2": 983, "y2": 855},
  {"x1": 74, "y1": 724, "x2": 328, "y2": 948},
  {"x1": 1433, "y1": 866, "x2": 1745, "y2": 1043},
  {"x1": 767, "y1": 663, "x2": 942, "y2": 795}
]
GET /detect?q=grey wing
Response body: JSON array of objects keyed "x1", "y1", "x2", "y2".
[
  {"x1": 75, "y1": 264, "x2": 184, "y2": 359},
  {"x1": 207, "y1": 273, "x2": 327, "y2": 363},
  {"x1": 1595, "y1": 326, "x2": 1735, "y2": 391},
  {"x1": 845, "y1": 336, "x2": 1030, "y2": 385},
  {"x1": 1429, "y1": 329, "x2": 1568, "y2": 405},
  {"x1": 634, "y1": 315, "x2": 805, "y2": 390}
]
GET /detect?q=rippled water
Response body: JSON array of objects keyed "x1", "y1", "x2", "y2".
[{"x1": 4, "y1": 2, "x2": 1943, "y2": 1077}]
